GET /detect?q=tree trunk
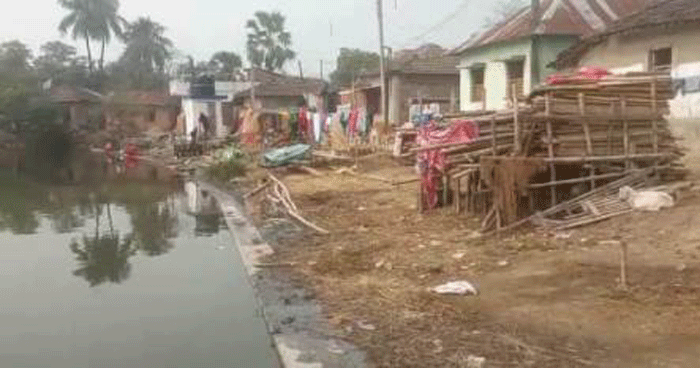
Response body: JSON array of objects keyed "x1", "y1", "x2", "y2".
[
  {"x1": 86, "y1": 37, "x2": 93, "y2": 73},
  {"x1": 99, "y1": 40, "x2": 105, "y2": 72}
]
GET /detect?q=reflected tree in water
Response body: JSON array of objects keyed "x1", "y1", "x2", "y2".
[
  {"x1": 0, "y1": 174, "x2": 42, "y2": 234},
  {"x1": 70, "y1": 199, "x2": 136, "y2": 287},
  {"x1": 47, "y1": 191, "x2": 85, "y2": 234},
  {"x1": 127, "y1": 198, "x2": 178, "y2": 256}
]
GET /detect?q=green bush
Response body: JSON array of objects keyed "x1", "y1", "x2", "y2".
[{"x1": 206, "y1": 144, "x2": 248, "y2": 181}]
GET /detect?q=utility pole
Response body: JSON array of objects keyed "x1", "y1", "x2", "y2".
[
  {"x1": 376, "y1": 0, "x2": 388, "y2": 128},
  {"x1": 320, "y1": 60, "x2": 324, "y2": 80},
  {"x1": 298, "y1": 61, "x2": 304, "y2": 79}
]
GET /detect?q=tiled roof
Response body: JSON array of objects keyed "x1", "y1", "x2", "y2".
[
  {"x1": 389, "y1": 55, "x2": 460, "y2": 75},
  {"x1": 50, "y1": 85, "x2": 103, "y2": 103},
  {"x1": 107, "y1": 91, "x2": 179, "y2": 107},
  {"x1": 361, "y1": 45, "x2": 459, "y2": 76},
  {"x1": 240, "y1": 68, "x2": 327, "y2": 97},
  {"x1": 452, "y1": 0, "x2": 649, "y2": 54},
  {"x1": 558, "y1": 0, "x2": 700, "y2": 67}
]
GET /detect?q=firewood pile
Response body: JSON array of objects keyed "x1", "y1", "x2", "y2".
[{"x1": 416, "y1": 72, "x2": 687, "y2": 233}]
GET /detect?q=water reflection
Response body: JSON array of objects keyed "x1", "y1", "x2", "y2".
[
  {"x1": 127, "y1": 200, "x2": 178, "y2": 256},
  {"x1": 185, "y1": 182, "x2": 224, "y2": 237},
  {"x1": 70, "y1": 234, "x2": 136, "y2": 287},
  {"x1": 0, "y1": 169, "x2": 184, "y2": 286}
]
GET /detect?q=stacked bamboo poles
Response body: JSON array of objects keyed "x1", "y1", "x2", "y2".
[{"x1": 416, "y1": 72, "x2": 686, "y2": 233}]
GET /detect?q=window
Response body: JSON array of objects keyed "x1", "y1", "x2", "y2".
[
  {"x1": 470, "y1": 68, "x2": 485, "y2": 103},
  {"x1": 649, "y1": 47, "x2": 672, "y2": 73},
  {"x1": 506, "y1": 59, "x2": 525, "y2": 100}
]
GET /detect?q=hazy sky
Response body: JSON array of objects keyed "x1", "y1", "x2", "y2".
[{"x1": 1, "y1": 0, "x2": 498, "y2": 78}]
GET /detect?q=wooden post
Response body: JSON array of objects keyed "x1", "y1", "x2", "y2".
[
  {"x1": 651, "y1": 79, "x2": 659, "y2": 178},
  {"x1": 545, "y1": 93, "x2": 556, "y2": 206},
  {"x1": 579, "y1": 93, "x2": 595, "y2": 189},
  {"x1": 491, "y1": 115, "x2": 497, "y2": 155},
  {"x1": 455, "y1": 176, "x2": 461, "y2": 214},
  {"x1": 608, "y1": 100, "x2": 615, "y2": 155},
  {"x1": 621, "y1": 96, "x2": 629, "y2": 171},
  {"x1": 417, "y1": 182, "x2": 423, "y2": 213},
  {"x1": 619, "y1": 240, "x2": 628, "y2": 290},
  {"x1": 443, "y1": 175, "x2": 449, "y2": 208},
  {"x1": 513, "y1": 84, "x2": 521, "y2": 154}
]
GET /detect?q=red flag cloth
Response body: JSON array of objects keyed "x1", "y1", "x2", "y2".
[
  {"x1": 347, "y1": 107, "x2": 359, "y2": 138},
  {"x1": 124, "y1": 143, "x2": 140, "y2": 169},
  {"x1": 298, "y1": 107, "x2": 310, "y2": 142},
  {"x1": 417, "y1": 120, "x2": 479, "y2": 209},
  {"x1": 546, "y1": 66, "x2": 610, "y2": 85}
]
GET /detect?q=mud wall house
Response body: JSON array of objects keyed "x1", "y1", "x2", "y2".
[
  {"x1": 451, "y1": 0, "x2": 648, "y2": 113},
  {"x1": 556, "y1": 0, "x2": 700, "y2": 119},
  {"x1": 342, "y1": 44, "x2": 460, "y2": 125},
  {"x1": 49, "y1": 85, "x2": 103, "y2": 130},
  {"x1": 104, "y1": 92, "x2": 180, "y2": 133}
]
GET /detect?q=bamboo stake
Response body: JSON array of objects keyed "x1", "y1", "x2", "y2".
[
  {"x1": 621, "y1": 96, "x2": 629, "y2": 171},
  {"x1": 579, "y1": 93, "x2": 595, "y2": 189},
  {"x1": 513, "y1": 84, "x2": 521, "y2": 154},
  {"x1": 545, "y1": 93, "x2": 556, "y2": 206},
  {"x1": 244, "y1": 181, "x2": 271, "y2": 199},
  {"x1": 651, "y1": 78, "x2": 659, "y2": 178},
  {"x1": 491, "y1": 115, "x2": 497, "y2": 155},
  {"x1": 619, "y1": 240, "x2": 628, "y2": 290}
]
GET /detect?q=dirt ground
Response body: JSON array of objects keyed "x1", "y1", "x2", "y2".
[{"x1": 248, "y1": 120, "x2": 700, "y2": 368}]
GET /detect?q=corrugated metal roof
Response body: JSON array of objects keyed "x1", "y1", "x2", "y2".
[
  {"x1": 452, "y1": 0, "x2": 649, "y2": 54},
  {"x1": 557, "y1": 0, "x2": 700, "y2": 67}
]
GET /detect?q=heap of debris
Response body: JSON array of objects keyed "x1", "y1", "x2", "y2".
[{"x1": 416, "y1": 72, "x2": 687, "y2": 233}]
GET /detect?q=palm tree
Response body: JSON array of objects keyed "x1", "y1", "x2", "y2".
[
  {"x1": 93, "y1": 0, "x2": 125, "y2": 72},
  {"x1": 58, "y1": 0, "x2": 124, "y2": 74},
  {"x1": 58, "y1": 0, "x2": 96, "y2": 73},
  {"x1": 120, "y1": 17, "x2": 173, "y2": 76},
  {"x1": 246, "y1": 11, "x2": 296, "y2": 71}
]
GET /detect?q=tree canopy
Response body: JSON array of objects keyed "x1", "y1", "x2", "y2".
[
  {"x1": 329, "y1": 48, "x2": 380, "y2": 88},
  {"x1": 114, "y1": 17, "x2": 173, "y2": 89},
  {"x1": 246, "y1": 11, "x2": 296, "y2": 71},
  {"x1": 209, "y1": 51, "x2": 243, "y2": 77}
]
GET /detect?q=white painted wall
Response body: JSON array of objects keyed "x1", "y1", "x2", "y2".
[
  {"x1": 458, "y1": 39, "x2": 532, "y2": 112},
  {"x1": 578, "y1": 26, "x2": 700, "y2": 119}
]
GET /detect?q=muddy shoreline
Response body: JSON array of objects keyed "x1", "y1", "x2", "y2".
[{"x1": 199, "y1": 176, "x2": 368, "y2": 368}]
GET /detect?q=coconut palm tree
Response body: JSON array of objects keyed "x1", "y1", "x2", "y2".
[
  {"x1": 93, "y1": 0, "x2": 126, "y2": 72},
  {"x1": 58, "y1": 0, "x2": 124, "y2": 74},
  {"x1": 119, "y1": 17, "x2": 173, "y2": 75},
  {"x1": 246, "y1": 11, "x2": 296, "y2": 71}
]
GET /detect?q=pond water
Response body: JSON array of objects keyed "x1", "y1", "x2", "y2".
[{"x1": 0, "y1": 170, "x2": 280, "y2": 367}]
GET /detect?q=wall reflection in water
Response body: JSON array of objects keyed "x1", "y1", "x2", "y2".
[{"x1": 184, "y1": 181, "x2": 225, "y2": 237}]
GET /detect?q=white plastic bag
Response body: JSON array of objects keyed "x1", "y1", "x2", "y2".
[
  {"x1": 432, "y1": 281, "x2": 478, "y2": 295},
  {"x1": 619, "y1": 186, "x2": 674, "y2": 211}
]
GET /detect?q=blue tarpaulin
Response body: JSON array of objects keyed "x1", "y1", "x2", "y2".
[{"x1": 261, "y1": 144, "x2": 311, "y2": 167}]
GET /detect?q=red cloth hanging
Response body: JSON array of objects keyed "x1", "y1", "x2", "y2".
[
  {"x1": 546, "y1": 66, "x2": 611, "y2": 85},
  {"x1": 417, "y1": 120, "x2": 479, "y2": 210},
  {"x1": 298, "y1": 107, "x2": 310, "y2": 142},
  {"x1": 347, "y1": 107, "x2": 359, "y2": 137}
]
